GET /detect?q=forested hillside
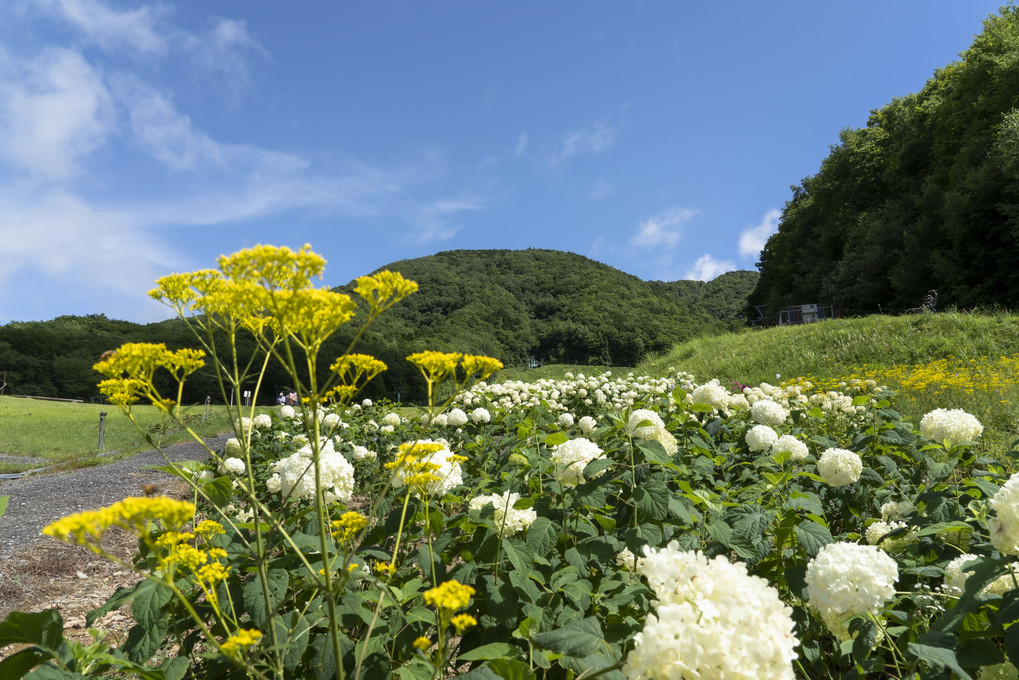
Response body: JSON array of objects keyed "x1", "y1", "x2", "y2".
[
  {"x1": 750, "y1": 6, "x2": 1019, "y2": 319},
  {"x1": 0, "y1": 250, "x2": 757, "y2": 403}
]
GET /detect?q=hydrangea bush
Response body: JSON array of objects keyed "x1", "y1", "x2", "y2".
[{"x1": 5, "y1": 244, "x2": 1019, "y2": 680}]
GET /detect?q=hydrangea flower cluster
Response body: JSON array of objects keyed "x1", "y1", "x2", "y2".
[
  {"x1": 627, "y1": 409, "x2": 678, "y2": 456},
  {"x1": 351, "y1": 445, "x2": 377, "y2": 461},
  {"x1": 865, "y1": 520, "x2": 909, "y2": 550},
  {"x1": 690, "y1": 379, "x2": 731, "y2": 410},
  {"x1": 446, "y1": 408, "x2": 468, "y2": 427},
  {"x1": 558, "y1": 413, "x2": 575, "y2": 428},
  {"x1": 989, "y1": 472, "x2": 1019, "y2": 555},
  {"x1": 816, "y1": 448, "x2": 863, "y2": 487},
  {"x1": 268, "y1": 438, "x2": 355, "y2": 504},
  {"x1": 625, "y1": 543, "x2": 798, "y2": 680},
  {"x1": 469, "y1": 407, "x2": 491, "y2": 424},
  {"x1": 920, "y1": 408, "x2": 983, "y2": 446},
  {"x1": 805, "y1": 542, "x2": 898, "y2": 638},
  {"x1": 468, "y1": 491, "x2": 537, "y2": 535},
  {"x1": 751, "y1": 399, "x2": 789, "y2": 427},
  {"x1": 253, "y1": 413, "x2": 272, "y2": 429},
  {"x1": 880, "y1": 500, "x2": 916, "y2": 521},
  {"x1": 551, "y1": 437, "x2": 607, "y2": 486},
  {"x1": 219, "y1": 457, "x2": 246, "y2": 476},
  {"x1": 943, "y1": 553, "x2": 979, "y2": 595},
  {"x1": 746, "y1": 424, "x2": 779, "y2": 453},
  {"x1": 772, "y1": 434, "x2": 809, "y2": 461},
  {"x1": 578, "y1": 415, "x2": 597, "y2": 435}
]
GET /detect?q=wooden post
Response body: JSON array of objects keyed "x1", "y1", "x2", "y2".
[{"x1": 98, "y1": 411, "x2": 107, "y2": 452}]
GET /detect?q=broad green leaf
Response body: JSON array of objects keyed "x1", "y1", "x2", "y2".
[
  {"x1": 0, "y1": 609, "x2": 64, "y2": 653},
  {"x1": 457, "y1": 658, "x2": 536, "y2": 680},
  {"x1": 202, "y1": 475, "x2": 233, "y2": 509},
  {"x1": 633, "y1": 480, "x2": 670, "y2": 521},
  {"x1": 794, "y1": 519, "x2": 833, "y2": 557},
  {"x1": 131, "y1": 579, "x2": 173, "y2": 629},
  {"x1": 531, "y1": 617, "x2": 606, "y2": 657},
  {"x1": 525, "y1": 517, "x2": 558, "y2": 555},
  {"x1": 272, "y1": 611, "x2": 312, "y2": 672},
  {"x1": 122, "y1": 614, "x2": 169, "y2": 664},
  {"x1": 458, "y1": 642, "x2": 523, "y2": 662},
  {"x1": 908, "y1": 632, "x2": 971, "y2": 680},
  {"x1": 0, "y1": 648, "x2": 51, "y2": 680},
  {"x1": 244, "y1": 569, "x2": 289, "y2": 628},
  {"x1": 23, "y1": 665, "x2": 89, "y2": 679},
  {"x1": 543, "y1": 432, "x2": 568, "y2": 447}
]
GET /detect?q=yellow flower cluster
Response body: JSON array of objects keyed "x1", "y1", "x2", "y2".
[
  {"x1": 328, "y1": 354, "x2": 388, "y2": 404},
  {"x1": 451, "y1": 613, "x2": 478, "y2": 632},
  {"x1": 43, "y1": 496, "x2": 196, "y2": 549},
  {"x1": 218, "y1": 243, "x2": 325, "y2": 291},
  {"x1": 272, "y1": 288, "x2": 358, "y2": 352},
  {"x1": 94, "y1": 343, "x2": 206, "y2": 407},
  {"x1": 221, "y1": 628, "x2": 263, "y2": 658},
  {"x1": 330, "y1": 511, "x2": 369, "y2": 544},
  {"x1": 408, "y1": 351, "x2": 463, "y2": 385},
  {"x1": 355, "y1": 270, "x2": 419, "y2": 319},
  {"x1": 385, "y1": 442, "x2": 446, "y2": 493},
  {"x1": 407, "y1": 351, "x2": 504, "y2": 404},
  {"x1": 423, "y1": 579, "x2": 475, "y2": 613},
  {"x1": 413, "y1": 636, "x2": 432, "y2": 651}
]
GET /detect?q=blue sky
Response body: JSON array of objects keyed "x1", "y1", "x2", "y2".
[{"x1": 0, "y1": 0, "x2": 1007, "y2": 323}]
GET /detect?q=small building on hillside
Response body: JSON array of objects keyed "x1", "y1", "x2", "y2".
[{"x1": 778, "y1": 303, "x2": 835, "y2": 326}]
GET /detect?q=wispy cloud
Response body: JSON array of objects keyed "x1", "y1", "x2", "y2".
[
  {"x1": 558, "y1": 121, "x2": 615, "y2": 161},
  {"x1": 41, "y1": 0, "x2": 169, "y2": 55},
  {"x1": 589, "y1": 177, "x2": 613, "y2": 200},
  {"x1": 684, "y1": 254, "x2": 737, "y2": 281},
  {"x1": 412, "y1": 196, "x2": 486, "y2": 243},
  {"x1": 627, "y1": 206, "x2": 698, "y2": 250},
  {"x1": 0, "y1": 46, "x2": 114, "y2": 180},
  {"x1": 738, "y1": 208, "x2": 782, "y2": 259},
  {"x1": 514, "y1": 132, "x2": 528, "y2": 158}
]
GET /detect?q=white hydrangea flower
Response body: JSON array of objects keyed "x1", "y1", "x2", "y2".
[
  {"x1": 323, "y1": 413, "x2": 342, "y2": 430},
  {"x1": 223, "y1": 438, "x2": 243, "y2": 457},
  {"x1": 468, "y1": 491, "x2": 537, "y2": 535},
  {"x1": 293, "y1": 434, "x2": 309, "y2": 445},
  {"x1": 470, "y1": 407, "x2": 491, "y2": 424},
  {"x1": 982, "y1": 564, "x2": 1019, "y2": 596},
  {"x1": 989, "y1": 472, "x2": 1019, "y2": 555},
  {"x1": 362, "y1": 398, "x2": 373, "y2": 407},
  {"x1": 551, "y1": 438, "x2": 606, "y2": 486},
  {"x1": 920, "y1": 408, "x2": 983, "y2": 446},
  {"x1": 351, "y1": 445, "x2": 377, "y2": 461},
  {"x1": 628, "y1": 409, "x2": 678, "y2": 457},
  {"x1": 816, "y1": 448, "x2": 862, "y2": 487},
  {"x1": 447, "y1": 408, "x2": 469, "y2": 427},
  {"x1": 558, "y1": 413, "x2": 575, "y2": 428},
  {"x1": 772, "y1": 434, "x2": 809, "y2": 461},
  {"x1": 219, "y1": 457, "x2": 246, "y2": 476},
  {"x1": 253, "y1": 413, "x2": 272, "y2": 429},
  {"x1": 279, "y1": 405, "x2": 297, "y2": 419},
  {"x1": 751, "y1": 399, "x2": 789, "y2": 427},
  {"x1": 271, "y1": 438, "x2": 355, "y2": 504},
  {"x1": 746, "y1": 424, "x2": 779, "y2": 453},
  {"x1": 575, "y1": 415, "x2": 596, "y2": 435},
  {"x1": 238, "y1": 417, "x2": 252, "y2": 435},
  {"x1": 727, "y1": 393, "x2": 750, "y2": 410},
  {"x1": 382, "y1": 412, "x2": 402, "y2": 427},
  {"x1": 805, "y1": 542, "x2": 898, "y2": 638},
  {"x1": 380, "y1": 425, "x2": 395, "y2": 434},
  {"x1": 266, "y1": 473, "x2": 282, "y2": 494},
  {"x1": 865, "y1": 520, "x2": 908, "y2": 550},
  {"x1": 616, "y1": 547, "x2": 644, "y2": 572},
  {"x1": 943, "y1": 553, "x2": 980, "y2": 595},
  {"x1": 627, "y1": 544, "x2": 798, "y2": 680},
  {"x1": 880, "y1": 500, "x2": 916, "y2": 521},
  {"x1": 690, "y1": 379, "x2": 730, "y2": 410}
]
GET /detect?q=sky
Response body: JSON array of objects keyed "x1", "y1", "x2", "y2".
[{"x1": 0, "y1": 0, "x2": 1008, "y2": 324}]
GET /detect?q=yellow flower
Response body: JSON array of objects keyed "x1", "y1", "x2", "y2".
[
  {"x1": 461, "y1": 354, "x2": 504, "y2": 382},
  {"x1": 412, "y1": 636, "x2": 432, "y2": 651},
  {"x1": 355, "y1": 270, "x2": 418, "y2": 319},
  {"x1": 218, "y1": 243, "x2": 325, "y2": 292},
  {"x1": 330, "y1": 511, "x2": 369, "y2": 543},
  {"x1": 329, "y1": 354, "x2": 388, "y2": 401},
  {"x1": 195, "y1": 519, "x2": 225, "y2": 538},
  {"x1": 221, "y1": 628, "x2": 262, "y2": 658},
  {"x1": 196, "y1": 561, "x2": 230, "y2": 586},
  {"x1": 375, "y1": 561, "x2": 396, "y2": 577},
  {"x1": 423, "y1": 580, "x2": 475, "y2": 613},
  {"x1": 407, "y1": 351, "x2": 462, "y2": 385},
  {"x1": 451, "y1": 613, "x2": 478, "y2": 632},
  {"x1": 272, "y1": 288, "x2": 357, "y2": 352},
  {"x1": 43, "y1": 497, "x2": 195, "y2": 548}
]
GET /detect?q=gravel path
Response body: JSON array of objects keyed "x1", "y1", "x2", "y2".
[{"x1": 0, "y1": 435, "x2": 229, "y2": 559}]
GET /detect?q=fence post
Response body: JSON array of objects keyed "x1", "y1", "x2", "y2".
[
  {"x1": 204, "y1": 396, "x2": 211, "y2": 421},
  {"x1": 98, "y1": 411, "x2": 107, "y2": 452}
]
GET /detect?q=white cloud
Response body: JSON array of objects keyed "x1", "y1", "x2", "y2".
[
  {"x1": 0, "y1": 47, "x2": 114, "y2": 180},
  {"x1": 684, "y1": 254, "x2": 737, "y2": 281},
  {"x1": 412, "y1": 196, "x2": 485, "y2": 243},
  {"x1": 627, "y1": 206, "x2": 698, "y2": 250},
  {"x1": 514, "y1": 132, "x2": 528, "y2": 157},
  {"x1": 184, "y1": 18, "x2": 267, "y2": 95},
  {"x1": 589, "y1": 177, "x2": 613, "y2": 200},
  {"x1": 42, "y1": 0, "x2": 169, "y2": 55},
  {"x1": 559, "y1": 122, "x2": 615, "y2": 160},
  {"x1": 738, "y1": 208, "x2": 782, "y2": 259}
]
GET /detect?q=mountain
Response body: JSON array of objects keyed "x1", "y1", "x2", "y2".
[{"x1": 750, "y1": 6, "x2": 1019, "y2": 319}]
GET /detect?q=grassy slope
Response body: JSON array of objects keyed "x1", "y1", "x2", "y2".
[
  {"x1": 637, "y1": 312, "x2": 1019, "y2": 386},
  {"x1": 0, "y1": 399, "x2": 235, "y2": 473}
]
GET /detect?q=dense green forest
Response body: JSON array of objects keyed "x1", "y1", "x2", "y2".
[
  {"x1": 0, "y1": 250, "x2": 757, "y2": 403},
  {"x1": 750, "y1": 5, "x2": 1019, "y2": 320}
]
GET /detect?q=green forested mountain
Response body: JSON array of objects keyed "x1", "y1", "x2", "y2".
[
  {"x1": 0, "y1": 250, "x2": 756, "y2": 403},
  {"x1": 750, "y1": 6, "x2": 1019, "y2": 319}
]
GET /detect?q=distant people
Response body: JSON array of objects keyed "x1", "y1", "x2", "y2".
[
  {"x1": 277, "y1": 392, "x2": 286, "y2": 406},
  {"x1": 286, "y1": 391, "x2": 298, "y2": 406}
]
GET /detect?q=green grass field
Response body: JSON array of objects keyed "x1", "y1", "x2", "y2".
[{"x1": 0, "y1": 398, "x2": 236, "y2": 474}]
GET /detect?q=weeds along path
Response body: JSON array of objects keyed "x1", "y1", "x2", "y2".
[{"x1": 0, "y1": 435, "x2": 228, "y2": 559}]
